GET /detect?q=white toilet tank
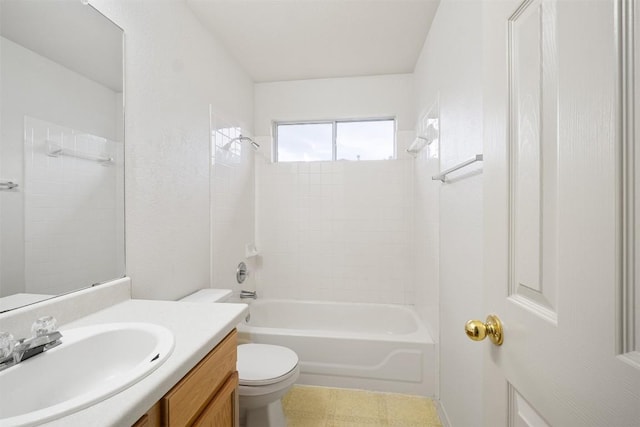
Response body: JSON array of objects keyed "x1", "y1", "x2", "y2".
[{"x1": 179, "y1": 289, "x2": 233, "y2": 303}]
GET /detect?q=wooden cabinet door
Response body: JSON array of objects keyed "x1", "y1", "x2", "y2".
[
  {"x1": 131, "y1": 330, "x2": 238, "y2": 427},
  {"x1": 192, "y1": 372, "x2": 238, "y2": 427},
  {"x1": 163, "y1": 331, "x2": 237, "y2": 426}
]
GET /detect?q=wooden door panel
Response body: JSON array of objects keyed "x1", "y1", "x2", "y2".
[
  {"x1": 508, "y1": 0, "x2": 558, "y2": 321},
  {"x1": 483, "y1": 0, "x2": 640, "y2": 425},
  {"x1": 623, "y1": 0, "x2": 640, "y2": 366},
  {"x1": 508, "y1": 384, "x2": 551, "y2": 427}
]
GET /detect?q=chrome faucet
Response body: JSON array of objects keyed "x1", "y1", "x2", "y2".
[
  {"x1": 0, "y1": 316, "x2": 63, "y2": 371},
  {"x1": 240, "y1": 290, "x2": 257, "y2": 300}
]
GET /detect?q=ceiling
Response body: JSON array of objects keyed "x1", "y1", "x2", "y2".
[{"x1": 186, "y1": 0, "x2": 440, "y2": 83}]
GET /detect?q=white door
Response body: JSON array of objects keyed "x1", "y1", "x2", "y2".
[{"x1": 481, "y1": 0, "x2": 640, "y2": 425}]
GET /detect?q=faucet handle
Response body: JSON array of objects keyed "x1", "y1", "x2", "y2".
[
  {"x1": 31, "y1": 316, "x2": 57, "y2": 337},
  {"x1": 0, "y1": 332, "x2": 15, "y2": 360}
]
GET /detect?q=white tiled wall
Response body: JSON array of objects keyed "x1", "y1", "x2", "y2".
[
  {"x1": 92, "y1": 0, "x2": 254, "y2": 301},
  {"x1": 210, "y1": 113, "x2": 256, "y2": 294},
  {"x1": 253, "y1": 74, "x2": 421, "y2": 306},
  {"x1": 256, "y1": 157, "x2": 415, "y2": 304},
  {"x1": 24, "y1": 116, "x2": 124, "y2": 294}
]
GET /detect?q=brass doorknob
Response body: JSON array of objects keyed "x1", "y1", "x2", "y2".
[{"x1": 465, "y1": 314, "x2": 504, "y2": 346}]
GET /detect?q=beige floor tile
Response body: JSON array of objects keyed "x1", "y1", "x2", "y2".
[
  {"x1": 285, "y1": 413, "x2": 325, "y2": 425},
  {"x1": 282, "y1": 385, "x2": 442, "y2": 427},
  {"x1": 287, "y1": 415, "x2": 328, "y2": 427},
  {"x1": 284, "y1": 385, "x2": 334, "y2": 416},
  {"x1": 326, "y1": 419, "x2": 387, "y2": 427},
  {"x1": 385, "y1": 394, "x2": 441, "y2": 426},
  {"x1": 330, "y1": 388, "x2": 386, "y2": 419},
  {"x1": 387, "y1": 421, "x2": 441, "y2": 427}
]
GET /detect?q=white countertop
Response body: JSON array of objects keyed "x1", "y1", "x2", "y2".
[{"x1": 40, "y1": 299, "x2": 249, "y2": 427}]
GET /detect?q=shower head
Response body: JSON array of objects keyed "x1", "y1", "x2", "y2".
[{"x1": 223, "y1": 134, "x2": 260, "y2": 150}]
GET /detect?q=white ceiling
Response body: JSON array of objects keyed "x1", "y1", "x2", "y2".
[{"x1": 186, "y1": 0, "x2": 440, "y2": 83}]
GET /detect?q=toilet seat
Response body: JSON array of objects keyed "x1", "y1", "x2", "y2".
[{"x1": 237, "y1": 344, "x2": 299, "y2": 386}]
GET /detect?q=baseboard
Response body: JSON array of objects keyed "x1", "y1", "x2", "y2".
[{"x1": 436, "y1": 399, "x2": 453, "y2": 427}]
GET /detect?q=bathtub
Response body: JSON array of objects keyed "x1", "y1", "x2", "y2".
[{"x1": 236, "y1": 299, "x2": 435, "y2": 396}]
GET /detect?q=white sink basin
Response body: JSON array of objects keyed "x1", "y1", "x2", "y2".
[{"x1": 0, "y1": 322, "x2": 174, "y2": 427}]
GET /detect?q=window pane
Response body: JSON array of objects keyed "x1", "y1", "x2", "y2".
[
  {"x1": 277, "y1": 123, "x2": 332, "y2": 162},
  {"x1": 336, "y1": 120, "x2": 395, "y2": 161}
]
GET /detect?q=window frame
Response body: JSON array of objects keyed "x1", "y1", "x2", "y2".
[{"x1": 273, "y1": 117, "x2": 397, "y2": 162}]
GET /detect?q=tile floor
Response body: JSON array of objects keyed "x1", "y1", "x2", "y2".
[{"x1": 282, "y1": 385, "x2": 443, "y2": 427}]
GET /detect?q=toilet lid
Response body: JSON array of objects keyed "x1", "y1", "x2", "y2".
[{"x1": 237, "y1": 344, "x2": 299, "y2": 386}]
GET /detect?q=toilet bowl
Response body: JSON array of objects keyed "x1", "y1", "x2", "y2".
[
  {"x1": 237, "y1": 343, "x2": 299, "y2": 427},
  {"x1": 179, "y1": 289, "x2": 299, "y2": 427}
]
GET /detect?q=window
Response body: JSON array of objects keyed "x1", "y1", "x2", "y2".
[
  {"x1": 276, "y1": 123, "x2": 333, "y2": 162},
  {"x1": 274, "y1": 118, "x2": 395, "y2": 162}
]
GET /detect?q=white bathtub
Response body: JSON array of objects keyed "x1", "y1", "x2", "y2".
[{"x1": 236, "y1": 299, "x2": 435, "y2": 396}]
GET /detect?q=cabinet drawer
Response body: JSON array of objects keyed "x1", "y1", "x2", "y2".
[{"x1": 163, "y1": 330, "x2": 237, "y2": 426}]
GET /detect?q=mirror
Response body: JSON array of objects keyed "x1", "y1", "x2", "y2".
[{"x1": 0, "y1": 0, "x2": 124, "y2": 312}]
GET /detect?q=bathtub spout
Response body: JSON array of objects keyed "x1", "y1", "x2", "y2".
[{"x1": 240, "y1": 290, "x2": 257, "y2": 300}]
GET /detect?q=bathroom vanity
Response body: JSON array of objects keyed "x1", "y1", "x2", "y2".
[
  {"x1": 133, "y1": 330, "x2": 238, "y2": 427},
  {"x1": 0, "y1": 279, "x2": 249, "y2": 427}
]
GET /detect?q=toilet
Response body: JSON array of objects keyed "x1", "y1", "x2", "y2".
[
  {"x1": 237, "y1": 343, "x2": 299, "y2": 427},
  {"x1": 179, "y1": 289, "x2": 300, "y2": 427}
]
